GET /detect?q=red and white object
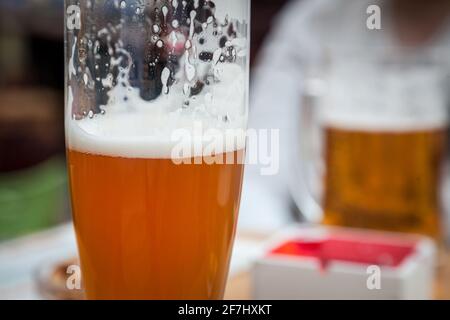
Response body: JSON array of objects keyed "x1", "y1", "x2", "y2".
[{"x1": 253, "y1": 226, "x2": 436, "y2": 300}]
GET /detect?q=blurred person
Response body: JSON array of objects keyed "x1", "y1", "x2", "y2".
[{"x1": 244, "y1": 0, "x2": 450, "y2": 239}]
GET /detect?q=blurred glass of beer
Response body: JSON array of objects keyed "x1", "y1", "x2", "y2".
[
  {"x1": 65, "y1": 0, "x2": 250, "y2": 299},
  {"x1": 320, "y1": 62, "x2": 449, "y2": 239}
]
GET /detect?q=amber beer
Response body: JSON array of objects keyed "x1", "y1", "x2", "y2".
[
  {"x1": 68, "y1": 148, "x2": 245, "y2": 299},
  {"x1": 323, "y1": 126, "x2": 447, "y2": 238}
]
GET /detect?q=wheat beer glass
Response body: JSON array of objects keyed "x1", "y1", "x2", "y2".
[
  {"x1": 65, "y1": 0, "x2": 250, "y2": 299},
  {"x1": 296, "y1": 54, "x2": 449, "y2": 239}
]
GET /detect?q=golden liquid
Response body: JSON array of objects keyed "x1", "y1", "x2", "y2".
[
  {"x1": 323, "y1": 127, "x2": 447, "y2": 238},
  {"x1": 67, "y1": 149, "x2": 245, "y2": 299}
]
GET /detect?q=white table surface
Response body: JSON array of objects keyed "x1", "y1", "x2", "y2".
[{"x1": 0, "y1": 223, "x2": 266, "y2": 300}]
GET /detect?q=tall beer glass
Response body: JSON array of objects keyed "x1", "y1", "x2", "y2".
[{"x1": 65, "y1": 0, "x2": 250, "y2": 299}]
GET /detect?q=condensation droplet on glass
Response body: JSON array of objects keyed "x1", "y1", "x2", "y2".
[
  {"x1": 162, "y1": 6, "x2": 169, "y2": 19},
  {"x1": 170, "y1": 31, "x2": 178, "y2": 47},
  {"x1": 172, "y1": 20, "x2": 179, "y2": 28},
  {"x1": 185, "y1": 54, "x2": 196, "y2": 82},
  {"x1": 153, "y1": 24, "x2": 160, "y2": 34},
  {"x1": 183, "y1": 83, "x2": 190, "y2": 96},
  {"x1": 161, "y1": 67, "x2": 171, "y2": 94},
  {"x1": 156, "y1": 40, "x2": 164, "y2": 48},
  {"x1": 120, "y1": 1, "x2": 127, "y2": 9}
]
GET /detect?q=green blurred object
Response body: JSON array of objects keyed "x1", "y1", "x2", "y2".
[{"x1": 0, "y1": 158, "x2": 68, "y2": 241}]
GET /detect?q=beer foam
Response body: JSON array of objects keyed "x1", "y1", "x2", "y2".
[
  {"x1": 319, "y1": 63, "x2": 449, "y2": 131},
  {"x1": 67, "y1": 63, "x2": 248, "y2": 159}
]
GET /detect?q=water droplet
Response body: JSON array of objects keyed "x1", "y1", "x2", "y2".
[
  {"x1": 162, "y1": 6, "x2": 169, "y2": 18},
  {"x1": 161, "y1": 67, "x2": 171, "y2": 94},
  {"x1": 185, "y1": 54, "x2": 196, "y2": 82},
  {"x1": 120, "y1": 1, "x2": 127, "y2": 9},
  {"x1": 183, "y1": 83, "x2": 190, "y2": 96},
  {"x1": 169, "y1": 31, "x2": 178, "y2": 47}
]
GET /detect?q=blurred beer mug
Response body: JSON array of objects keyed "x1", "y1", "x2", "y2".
[{"x1": 294, "y1": 53, "x2": 450, "y2": 240}]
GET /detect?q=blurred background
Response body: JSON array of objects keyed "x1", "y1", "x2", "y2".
[{"x1": 1, "y1": 0, "x2": 450, "y2": 300}]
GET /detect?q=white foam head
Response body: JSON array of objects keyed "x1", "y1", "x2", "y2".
[
  {"x1": 319, "y1": 62, "x2": 449, "y2": 131},
  {"x1": 67, "y1": 63, "x2": 248, "y2": 159}
]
